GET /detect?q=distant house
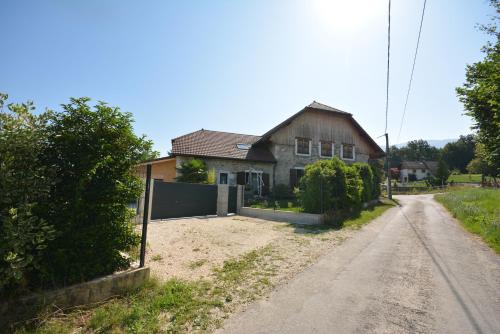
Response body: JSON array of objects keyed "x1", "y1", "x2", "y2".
[
  {"x1": 399, "y1": 161, "x2": 438, "y2": 183},
  {"x1": 139, "y1": 101, "x2": 384, "y2": 195}
]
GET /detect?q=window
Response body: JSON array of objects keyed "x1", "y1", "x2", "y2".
[
  {"x1": 319, "y1": 141, "x2": 333, "y2": 158},
  {"x1": 341, "y1": 144, "x2": 355, "y2": 160},
  {"x1": 236, "y1": 143, "x2": 251, "y2": 150},
  {"x1": 421, "y1": 169, "x2": 426, "y2": 173},
  {"x1": 413, "y1": 169, "x2": 417, "y2": 173},
  {"x1": 295, "y1": 138, "x2": 311, "y2": 156},
  {"x1": 290, "y1": 168, "x2": 305, "y2": 188},
  {"x1": 218, "y1": 172, "x2": 228, "y2": 184}
]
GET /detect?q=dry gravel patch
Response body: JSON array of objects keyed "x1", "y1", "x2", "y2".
[{"x1": 140, "y1": 215, "x2": 352, "y2": 284}]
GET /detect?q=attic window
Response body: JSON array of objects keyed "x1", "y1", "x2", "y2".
[{"x1": 236, "y1": 143, "x2": 251, "y2": 150}]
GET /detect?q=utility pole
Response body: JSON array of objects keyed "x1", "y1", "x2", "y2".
[
  {"x1": 139, "y1": 164, "x2": 152, "y2": 268},
  {"x1": 385, "y1": 133, "x2": 392, "y2": 199}
]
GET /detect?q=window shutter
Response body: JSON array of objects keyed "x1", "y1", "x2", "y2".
[
  {"x1": 236, "y1": 172, "x2": 246, "y2": 185},
  {"x1": 290, "y1": 169, "x2": 297, "y2": 188},
  {"x1": 262, "y1": 173, "x2": 270, "y2": 195}
]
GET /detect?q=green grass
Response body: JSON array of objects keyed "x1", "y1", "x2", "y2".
[
  {"x1": 342, "y1": 199, "x2": 397, "y2": 229},
  {"x1": 15, "y1": 246, "x2": 278, "y2": 334},
  {"x1": 250, "y1": 199, "x2": 302, "y2": 212},
  {"x1": 448, "y1": 173, "x2": 482, "y2": 183},
  {"x1": 213, "y1": 246, "x2": 274, "y2": 285},
  {"x1": 435, "y1": 188, "x2": 500, "y2": 253},
  {"x1": 15, "y1": 278, "x2": 224, "y2": 334},
  {"x1": 296, "y1": 198, "x2": 397, "y2": 233}
]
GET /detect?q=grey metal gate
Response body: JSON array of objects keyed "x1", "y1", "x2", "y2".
[{"x1": 151, "y1": 181, "x2": 218, "y2": 219}]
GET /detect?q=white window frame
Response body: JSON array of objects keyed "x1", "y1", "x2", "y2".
[
  {"x1": 341, "y1": 144, "x2": 356, "y2": 161},
  {"x1": 319, "y1": 141, "x2": 334, "y2": 158},
  {"x1": 295, "y1": 138, "x2": 312, "y2": 156},
  {"x1": 218, "y1": 171, "x2": 230, "y2": 184}
]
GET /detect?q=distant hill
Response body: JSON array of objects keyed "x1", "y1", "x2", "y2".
[{"x1": 394, "y1": 139, "x2": 457, "y2": 149}]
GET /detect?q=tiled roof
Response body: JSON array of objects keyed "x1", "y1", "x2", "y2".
[
  {"x1": 400, "y1": 161, "x2": 438, "y2": 173},
  {"x1": 401, "y1": 161, "x2": 427, "y2": 170},
  {"x1": 171, "y1": 129, "x2": 276, "y2": 163}
]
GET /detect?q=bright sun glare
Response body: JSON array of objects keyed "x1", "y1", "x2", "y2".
[{"x1": 312, "y1": 0, "x2": 385, "y2": 34}]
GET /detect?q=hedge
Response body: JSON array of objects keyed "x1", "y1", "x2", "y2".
[
  {"x1": 298, "y1": 157, "x2": 380, "y2": 214},
  {"x1": 0, "y1": 96, "x2": 156, "y2": 297}
]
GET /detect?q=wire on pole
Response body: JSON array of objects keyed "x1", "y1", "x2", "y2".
[{"x1": 397, "y1": 0, "x2": 428, "y2": 142}]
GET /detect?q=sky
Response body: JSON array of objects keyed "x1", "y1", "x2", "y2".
[{"x1": 1, "y1": 0, "x2": 496, "y2": 155}]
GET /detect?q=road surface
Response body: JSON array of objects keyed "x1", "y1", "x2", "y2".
[{"x1": 217, "y1": 194, "x2": 500, "y2": 334}]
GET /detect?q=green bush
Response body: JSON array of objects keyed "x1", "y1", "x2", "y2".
[
  {"x1": 176, "y1": 159, "x2": 208, "y2": 183},
  {"x1": 353, "y1": 163, "x2": 374, "y2": 203},
  {"x1": 299, "y1": 158, "x2": 380, "y2": 214},
  {"x1": 1, "y1": 96, "x2": 156, "y2": 295},
  {"x1": 0, "y1": 98, "x2": 55, "y2": 294},
  {"x1": 271, "y1": 184, "x2": 293, "y2": 199}
]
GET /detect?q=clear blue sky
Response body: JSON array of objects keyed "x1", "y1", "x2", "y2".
[{"x1": 1, "y1": 0, "x2": 495, "y2": 155}]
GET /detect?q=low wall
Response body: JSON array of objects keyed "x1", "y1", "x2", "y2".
[
  {"x1": 1, "y1": 267, "x2": 150, "y2": 327},
  {"x1": 240, "y1": 207, "x2": 323, "y2": 225}
]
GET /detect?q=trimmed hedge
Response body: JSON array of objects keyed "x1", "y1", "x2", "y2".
[{"x1": 298, "y1": 157, "x2": 380, "y2": 214}]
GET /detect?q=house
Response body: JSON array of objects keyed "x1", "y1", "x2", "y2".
[
  {"x1": 140, "y1": 101, "x2": 384, "y2": 195},
  {"x1": 399, "y1": 160, "x2": 438, "y2": 183}
]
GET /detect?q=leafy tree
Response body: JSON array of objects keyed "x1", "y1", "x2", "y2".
[
  {"x1": 0, "y1": 95, "x2": 55, "y2": 294},
  {"x1": 435, "y1": 159, "x2": 451, "y2": 185},
  {"x1": 389, "y1": 140, "x2": 440, "y2": 167},
  {"x1": 467, "y1": 158, "x2": 486, "y2": 174},
  {"x1": 456, "y1": 0, "x2": 499, "y2": 176},
  {"x1": 441, "y1": 135, "x2": 476, "y2": 172},
  {"x1": 34, "y1": 98, "x2": 155, "y2": 288},
  {"x1": 176, "y1": 159, "x2": 208, "y2": 183}
]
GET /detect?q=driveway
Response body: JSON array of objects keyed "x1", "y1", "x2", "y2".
[{"x1": 216, "y1": 194, "x2": 500, "y2": 334}]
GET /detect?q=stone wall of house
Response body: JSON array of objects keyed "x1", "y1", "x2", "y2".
[{"x1": 176, "y1": 156, "x2": 275, "y2": 187}]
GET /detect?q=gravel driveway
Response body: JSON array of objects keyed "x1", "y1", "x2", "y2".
[
  {"x1": 141, "y1": 215, "x2": 350, "y2": 282},
  {"x1": 217, "y1": 195, "x2": 500, "y2": 334}
]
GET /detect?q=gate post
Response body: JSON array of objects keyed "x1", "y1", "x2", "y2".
[
  {"x1": 217, "y1": 184, "x2": 229, "y2": 216},
  {"x1": 236, "y1": 185, "x2": 244, "y2": 214}
]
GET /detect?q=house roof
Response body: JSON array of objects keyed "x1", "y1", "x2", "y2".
[
  {"x1": 255, "y1": 101, "x2": 385, "y2": 157},
  {"x1": 400, "y1": 160, "x2": 438, "y2": 174},
  {"x1": 171, "y1": 129, "x2": 276, "y2": 163},
  {"x1": 401, "y1": 161, "x2": 428, "y2": 170}
]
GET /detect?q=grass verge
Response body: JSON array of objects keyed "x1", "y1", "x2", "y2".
[
  {"x1": 447, "y1": 173, "x2": 482, "y2": 183},
  {"x1": 435, "y1": 188, "x2": 499, "y2": 253},
  {"x1": 14, "y1": 246, "x2": 278, "y2": 334}
]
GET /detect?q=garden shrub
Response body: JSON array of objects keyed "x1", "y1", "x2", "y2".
[
  {"x1": 1, "y1": 96, "x2": 156, "y2": 295},
  {"x1": 299, "y1": 158, "x2": 349, "y2": 213},
  {"x1": 346, "y1": 165, "x2": 363, "y2": 209},
  {"x1": 353, "y1": 163, "x2": 374, "y2": 203},
  {"x1": 176, "y1": 159, "x2": 208, "y2": 183},
  {"x1": 0, "y1": 98, "x2": 55, "y2": 294},
  {"x1": 299, "y1": 157, "x2": 380, "y2": 215}
]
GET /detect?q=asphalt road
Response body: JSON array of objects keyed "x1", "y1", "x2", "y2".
[{"x1": 217, "y1": 194, "x2": 500, "y2": 334}]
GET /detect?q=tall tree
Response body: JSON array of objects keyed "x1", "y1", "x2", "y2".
[
  {"x1": 388, "y1": 139, "x2": 440, "y2": 167},
  {"x1": 456, "y1": 0, "x2": 499, "y2": 176},
  {"x1": 441, "y1": 135, "x2": 476, "y2": 172}
]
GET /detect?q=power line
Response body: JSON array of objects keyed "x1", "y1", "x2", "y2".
[
  {"x1": 384, "y1": 0, "x2": 391, "y2": 134},
  {"x1": 397, "y1": 0, "x2": 428, "y2": 142}
]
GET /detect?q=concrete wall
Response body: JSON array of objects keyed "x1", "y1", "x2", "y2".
[
  {"x1": 240, "y1": 207, "x2": 323, "y2": 225},
  {"x1": 1, "y1": 267, "x2": 150, "y2": 326}
]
